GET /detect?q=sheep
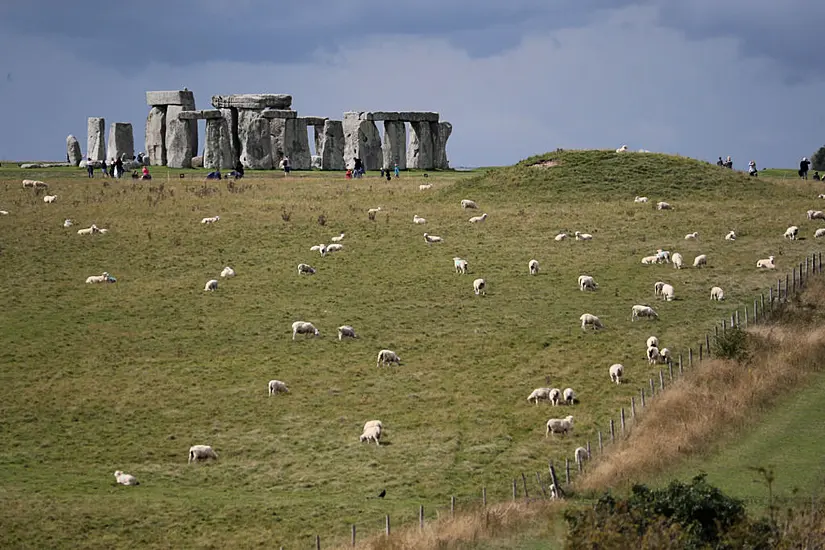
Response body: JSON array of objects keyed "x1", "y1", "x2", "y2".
[
  {"x1": 292, "y1": 321, "x2": 319, "y2": 340},
  {"x1": 646, "y1": 336, "x2": 659, "y2": 349},
  {"x1": 808, "y1": 210, "x2": 825, "y2": 220},
  {"x1": 546, "y1": 415, "x2": 574, "y2": 437},
  {"x1": 646, "y1": 345, "x2": 660, "y2": 365},
  {"x1": 578, "y1": 275, "x2": 598, "y2": 291},
  {"x1": 201, "y1": 215, "x2": 220, "y2": 224},
  {"x1": 337, "y1": 325, "x2": 358, "y2": 340},
  {"x1": 359, "y1": 425, "x2": 382, "y2": 445},
  {"x1": 376, "y1": 349, "x2": 401, "y2": 367},
  {"x1": 22, "y1": 179, "x2": 36, "y2": 188},
  {"x1": 819, "y1": 194, "x2": 825, "y2": 199},
  {"x1": 654, "y1": 281, "x2": 665, "y2": 296},
  {"x1": 268, "y1": 379, "x2": 289, "y2": 395},
  {"x1": 423, "y1": 232, "x2": 442, "y2": 243},
  {"x1": 220, "y1": 266, "x2": 235, "y2": 278},
  {"x1": 631, "y1": 305, "x2": 659, "y2": 321},
  {"x1": 658, "y1": 348, "x2": 673, "y2": 365},
  {"x1": 641, "y1": 255, "x2": 659, "y2": 265},
  {"x1": 329, "y1": 233, "x2": 345, "y2": 243},
  {"x1": 473, "y1": 278, "x2": 486, "y2": 296},
  {"x1": 310, "y1": 244, "x2": 327, "y2": 256},
  {"x1": 86, "y1": 272, "x2": 110, "y2": 284},
  {"x1": 419, "y1": 184, "x2": 432, "y2": 190},
  {"x1": 529, "y1": 259, "x2": 539, "y2": 275},
  {"x1": 756, "y1": 255, "x2": 775, "y2": 269},
  {"x1": 461, "y1": 199, "x2": 478, "y2": 209},
  {"x1": 574, "y1": 447, "x2": 589, "y2": 466},
  {"x1": 469, "y1": 213, "x2": 488, "y2": 223},
  {"x1": 661, "y1": 283, "x2": 675, "y2": 301},
  {"x1": 527, "y1": 387, "x2": 552, "y2": 405},
  {"x1": 693, "y1": 254, "x2": 707, "y2": 268},
  {"x1": 784, "y1": 226, "x2": 799, "y2": 240},
  {"x1": 63, "y1": 219, "x2": 73, "y2": 227},
  {"x1": 22, "y1": 179, "x2": 47, "y2": 189},
  {"x1": 326, "y1": 243, "x2": 344, "y2": 253},
  {"x1": 188, "y1": 445, "x2": 218, "y2": 463},
  {"x1": 574, "y1": 231, "x2": 593, "y2": 241},
  {"x1": 43, "y1": 194, "x2": 57, "y2": 204},
  {"x1": 563, "y1": 388, "x2": 576, "y2": 405},
  {"x1": 657, "y1": 201, "x2": 672, "y2": 210},
  {"x1": 609, "y1": 363, "x2": 624, "y2": 384},
  {"x1": 0, "y1": 210, "x2": 7, "y2": 215},
  {"x1": 454, "y1": 257, "x2": 468, "y2": 274},
  {"x1": 725, "y1": 230, "x2": 737, "y2": 241},
  {"x1": 684, "y1": 232, "x2": 698, "y2": 240},
  {"x1": 114, "y1": 470, "x2": 139, "y2": 486},
  {"x1": 367, "y1": 207, "x2": 382, "y2": 220},
  {"x1": 656, "y1": 249, "x2": 671, "y2": 263},
  {"x1": 672, "y1": 253, "x2": 683, "y2": 269},
  {"x1": 297, "y1": 263, "x2": 316, "y2": 275},
  {"x1": 413, "y1": 215, "x2": 427, "y2": 225},
  {"x1": 616, "y1": 145, "x2": 629, "y2": 153},
  {"x1": 817, "y1": 228, "x2": 825, "y2": 239},
  {"x1": 580, "y1": 313, "x2": 604, "y2": 330},
  {"x1": 96, "y1": 227, "x2": 109, "y2": 234},
  {"x1": 77, "y1": 224, "x2": 99, "y2": 236},
  {"x1": 634, "y1": 196, "x2": 649, "y2": 203},
  {"x1": 554, "y1": 233, "x2": 568, "y2": 241},
  {"x1": 548, "y1": 388, "x2": 562, "y2": 406},
  {"x1": 204, "y1": 279, "x2": 218, "y2": 291},
  {"x1": 710, "y1": 286, "x2": 725, "y2": 301},
  {"x1": 363, "y1": 420, "x2": 383, "y2": 433}
]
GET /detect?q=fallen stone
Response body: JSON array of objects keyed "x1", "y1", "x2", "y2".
[
  {"x1": 87, "y1": 117, "x2": 106, "y2": 162},
  {"x1": 260, "y1": 109, "x2": 297, "y2": 119},
  {"x1": 191, "y1": 156, "x2": 204, "y2": 168},
  {"x1": 382, "y1": 121, "x2": 406, "y2": 170},
  {"x1": 311, "y1": 155, "x2": 322, "y2": 169},
  {"x1": 145, "y1": 106, "x2": 167, "y2": 166},
  {"x1": 66, "y1": 135, "x2": 82, "y2": 166},
  {"x1": 407, "y1": 121, "x2": 434, "y2": 170},
  {"x1": 433, "y1": 121, "x2": 452, "y2": 169},
  {"x1": 166, "y1": 105, "x2": 197, "y2": 168},
  {"x1": 107, "y1": 122, "x2": 135, "y2": 162},
  {"x1": 212, "y1": 94, "x2": 292, "y2": 110},
  {"x1": 146, "y1": 90, "x2": 196, "y2": 106},
  {"x1": 20, "y1": 163, "x2": 72, "y2": 169},
  {"x1": 238, "y1": 109, "x2": 272, "y2": 169},
  {"x1": 319, "y1": 120, "x2": 345, "y2": 170}
]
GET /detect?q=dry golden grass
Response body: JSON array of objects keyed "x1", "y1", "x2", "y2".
[{"x1": 579, "y1": 279, "x2": 825, "y2": 491}]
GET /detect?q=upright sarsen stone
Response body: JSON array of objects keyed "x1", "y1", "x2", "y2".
[
  {"x1": 107, "y1": 122, "x2": 135, "y2": 162},
  {"x1": 237, "y1": 109, "x2": 272, "y2": 169},
  {"x1": 87, "y1": 117, "x2": 105, "y2": 161},
  {"x1": 382, "y1": 121, "x2": 406, "y2": 170},
  {"x1": 166, "y1": 105, "x2": 196, "y2": 168},
  {"x1": 319, "y1": 120, "x2": 345, "y2": 171},
  {"x1": 283, "y1": 118, "x2": 311, "y2": 170},
  {"x1": 343, "y1": 112, "x2": 381, "y2": 170},
  {"x1": 407, "y1": 121, "x2": 434, "y2": 170},
  {"x1": 66, "y1": 135, "x2": 82, "y2": 166},
  {"x1": 204, "y1": 116, "x2": 233, "y2": 170},
  {"x1": 433, "y1": 121, "x2": 452, "y2": 169},
  {"x1": 145, "y1": 106, "x2": 167, "y2": 166}
]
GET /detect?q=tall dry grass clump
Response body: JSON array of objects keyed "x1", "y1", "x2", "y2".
[{"x1": 579, "y1": 280, "x2": 825, "y2": 491}]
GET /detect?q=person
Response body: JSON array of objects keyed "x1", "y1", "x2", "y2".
[
  {"x1": 131, "y1": 170, "x2": 139, "y2": 179},
  {"x1": 353, "y1": 157, "x2": 363, "y2": 178},
  {"x1": 86, "y1": 157, "x2": 94, "y2": 178},
  {"x1": 723, "y1": 156, "x2": 733, "y2": 169},
  {"x1": 748, "y1": 160, "x2": 758, "y2": 177},
  {"x1": 814, "y1": 171, "x2": 821, "y2": 181},
  {"x1": 141, "y1": 165, "x2": 151, "y2": 180},
  {"x1": 115, "y1": 157, "x2": 124, "y2": 179},
  {"x1": 282, "y1": 155, "x2": 291, "y2": 176},
  {"x1": 800, "y1": 157, "x2": 811, "y2": 179},
  {"x1": 385, "y1": 168, "x2": 391, "y2": 181},
  {"x1": 717, "y1": 157, "x2": 724, "y2": 167},
  {"x1": 206, "y1": 169, "x2": 222, "y2": 180},
  {"x1": 101, "y1": 159, "x2": 109, "y2": 177},
  {"x1": 394, "y1": 163, "x2": 400, "y2": 178},
  {"x1": 345, "y1": 169, "x2": 353, "y2": 179}
]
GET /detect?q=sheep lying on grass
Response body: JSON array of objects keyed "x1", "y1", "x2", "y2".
[
  {"x1": 268, "y1": 380, "x2": 289, "y2": 395},
  {"x1": 297, "y1": 263, "x2": 316, "y2": 275},
  {"x1": 641, "y1": 255, "x2": 659, "y2": 265},
  {"x1": 201, "y1": 215, "x2": 220, "y2": 224},
  {"x1": 469, "y1": 213, "x2": 488, "y2": 223},
  {"x1": 377, "y1": 349, "x2": 401, "y2": 367},
  {"x1": 419, "y1": 184, "x2": 432, "y2": 190},
  {"x1": 656, "y1": 201, "x2": 672, "y2": 210},
  {"x1": 685, "y1": 232, "x2": 698, "y2": 240},
  {"x1": 816, "y1": 229, "x2": 825, "y2": 239},
  {"x1": 188, "y1": 445, "x2": 218, "y2": 463},
  {"x1": 86, "y1": 272, "x2": 111, "y2": 284},
  {"x1": 423, "y1": 233, "x2": 442, "y2": 244},
  {"x1": 634, "y1": 196, "x2": 648, "y2": 203},
  {"x1": 725, "y1": 230, "x2": 737, "y2": 241},
  {"x1": 77, "y1": 224, "x2": 99, "y2": 235},
  {"x1": 220, "y1": 266, "x2": 235, "y2": 278},
  {"x1": 546, "y1": 415, "x2": 574, "y2": 437},
  {"x1": 43, "y1": 195, "x2": 57, "y2": 204},
  {"x1": 413, "y1": 215, "x2": 427, "y2": 225},
  {"x1": 461, "y1": 199, "x2": 478, "y2": 209},
  {"x1": 114, "y1": 471, "x2": 139, "y2": 486},
  {"x1": 808, "y1": 210, "x2": 825, "y2": 220},
  {"x1": 292, "y1": 321, "x2": 319, "y2": 340},
  {"x1": 554, "y1": 233, "x2": 568, "y2": 241},
  {"x1": 310, "y1": 244, "x2": 327, "y2": 256},
  {"x1": 331, "y1": 233, "x2": 345, "y2": 242},
  {"x1": 326, "y1": 244, "x2": 344, "y2": 253},
  {"x1": 756, "y1": 256, "x2": 775, "y2": 269},
  {"x1": 574, "y1": 231, "x2": 593, "y2": 241}
]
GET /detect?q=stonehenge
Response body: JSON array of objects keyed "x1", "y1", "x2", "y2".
[
  {"x1": 66, "y1": 135, "x2": 82, "y2": 166},
  {"x1": 87, "y1": 117, "x2": 106, "y2": 162},
  {"x1": 107, "y1": 123, "x2": 135, "y2": 163}
]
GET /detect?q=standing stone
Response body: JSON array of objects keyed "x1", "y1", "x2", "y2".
[
  {"x1": 221, "y1": 108, "x2": 239, "y2": 168},
  {"x1": 284, "y1": 118, "x2": 311, "y2": 170},
  {"x1": 166, "y1": 105, "x2": 196, "y2": 168},
  {"x1": 145, "y1": 106, "x2": 167, "y2": 166},
  {"x1": 433, "y1": 121, "x2": 452, "y2": 169},
  {"x1": 66, "y1": 135, "x2": 82, "y2": 166},
  {"x1": 343, "y1": 113, "x2": 382, "y2": 170},
  {"x1": 407, "y1": 121, "x2": 434, "y2": 170},
  {"x1": 107, "y1": 123, "x2": 135, "y2": 162},
  {"x1": 87, "y1": 117, "x2": 106, "y2": 162},
  {"x1": 342, "y1": 112, "x2": 361, "y2": 170},
  {"x1": 319, "y1": 120, "x2": 345, "y2": 171},
  {"x1": 313, "y1": 124, "x2": 324, "y2": 157},
  {"x1": 237, "y1": 109, "x2": 272, "y2": 169},
  {"x1": 204, "y1": 116, "x2": 233, "y2": 170},
  {"x1": 382, "y1": 121, "x2": 406, "y2": 170},
  {"x1": 269, "y1": 117, "x2": 286, "y2": 169}
]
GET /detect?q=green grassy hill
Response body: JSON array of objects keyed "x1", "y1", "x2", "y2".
[{"x1": 1, "y1": 152, "x2": 823, "y2": 548}]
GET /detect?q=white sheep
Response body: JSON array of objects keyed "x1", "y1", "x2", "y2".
[
  {"x1": 817, "y1": 228, "x2": 825, "y2": 239},
  {"x1": 96, "y1": 227, "x2": 109, "y2": 234},
  {"x1": 819, "y1": 194, "x2": 825, "y2": 199},
  {"x1": 331, "y1": 233, "x2": 345, "y2": 242},
  {"x1": 413, "y1": 215, "x2": 427, "y2": 225},
  {"x1": 454, "y1": 257, "x2": 468, "y2": 274},
  {"x1": 359, "y1": 425, "x2": 382, "y2": 445},
  {"x1": 646, "y1": 336, "x2": 659, "y2": 349},
  {"x1": 546, "y1": 415, "x2": 574, "y2": 437},
  {"x1": 220, "y1": 266, "x2": 236, "y2": 278},
  {"x1": 469, "y1": 213, "x2": 488, "y2": 223},
  {"x1": 808, "y1": 210, "x2": 825, "y2": 220},
  {"x1": 473, "y1": 278, "x2": 486, "y2": 295},
  {"x1": 554, "y1": 233, "x2": 568, "y2": 241},
  {"x1": 363, "y1": 420, "x2": 383, "y2": 433},
  {"x1": 297, "y1": 263, "x2": 316, "y2": 275},
  {"x1": 641, "y1": 255, "x2": 659, "y2": 265},
  {"x1": 326, "y1": 243, "x2": 344, "y2": 253},
  {"x1": 580, "y1": 313, "x2": 604, "y2": 330},
  {"x1": 578, "y1": 275, "x2": 598, "y2": 291},
  {"x1": 292, "y1": 321, "x2": 319, "y2": 340},
  {"x1": 22, "y1": 179, "x2": 37, "y2": 188},
  {"x1": 188, "y1": 445, "x2": 218, "y2": 463},
  {"x1": 548, "y1": 388, "x2": 562, "y2": 406},
  {"x1": 367, "y1": 207, "x2": 382, "y2": 220},
  {"x1": 419, "y1": 183, "x2": 432, "y2": 190},
  {"x1": 574, "y1": 231, "x2": 593, "y2": 241},
  {"x1": 756, "y1": 255, "x2": 775, "y2": 269},
  {"x1": 725, "y1": 230, "x2": 737, "y2": 241},
  {"x1": 423, "y1": 233, "x2": 443, "y2": 244},
  {"x1": 658, "y1": 348, "x2": 673, "y2": 365},
  {"x1": 661, "y1": 283, "x2": 675, "y2": 301},
  {"x1": 310, "y1": 244, "x2": 327, "y2": 256},
  {"x1": 461, "y1": 199, "x2": 478, "y2": 209},
  {"x1": 0, "y1": 210, "x2": 7, "y2": 215},
  {"x1": 710, "y1": 286, "x2": 725, "y2": 301},
  {"x1": 376, "y1": 349, "x2": 401, "y2": 367},
  {"x1": 693, "y1": 254, "x2": 707, "y2": 268},
  {"x1": 574, "y1": 447, "x2": 589, "y2": 466},
  {"x1": 646, "y1": 345, "x2": 660, "y2": 365},
  {"x1": 201, "y1": 215, "x2": 220, "y2": 224},
  {"x1": 616, "y1": 145, "x2": 629, "y2": 153},
  {"x1": 634, "y1": 196, "x2": 649, "y2": 203},
  {"x1": 77, "y1": 224, "x2": 99, "y2": 236},
  {"x1": 337, "y1": 325, "x2": 358, "y2": 340},
  {"x1": 656, "y1": 249, "x2": 671, "y2": 263},
  {"x1": 43, "y1": 194, "x2": 57, "y2": 204},
  {"x1": 529, "y1": 259, "x2": 539, "y2": 275},
  {"x1": 268, "y1": 379, "x2": 289, "y2": 395},
  {"x1": 654, "y1": 281, "x2": 665, "y2": 296},
  {"x1": 672, "y1": 253, "x2": 683, "y2": 269},
  {"x1": 632, "y1": 305, "x2": 659, "y2": 321},
  {"x1": 114, "y1": 470, "x2": 139, "y2": 486},
  {"x1": 784, "y1": 226, "x2": 799, "y2": 240},
  {"x1": 85, "y1": 272, "x2": 110, "y2": 284},
  {"x1": 685, "y1": 232, "x2": 698, "y2": 240},
  {"x1": 657, "y1": 201, "x2": 672, "y2": 210},
  {"x1": 63, "y1": 219, "x2": 73, "y2": 227},
  {"x1": 527, "y1": 387, "x2": 552, "y2": 405},
  {"x1": 204, "y1": 279, "x2": 218, "y2": 291},
  {"x1": 563, "y1": 388, "x2": 576, "y2": 405},
  {"x1": 609, "y1": 363, "x2": 624, "y2": 385}
]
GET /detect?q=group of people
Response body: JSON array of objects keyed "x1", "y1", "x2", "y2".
[
  {"x1": 716, "y1": 155, "x2": 821, "y2": 180},
  {"x1": 85, "y1": 154, "x2": 151, "y2": 180},
  {"x1": 205, "y1": 162, "x2": 246, "y2": 181},
  {"x1": 716, "y1": 156, "x2": 734, "y2": 169},
  {"x1": 344, "y1": 158, "x2": 400, "y2": 181}
]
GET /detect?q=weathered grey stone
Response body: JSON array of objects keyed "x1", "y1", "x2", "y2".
[
  {"x1": 87, "y1": 117, "x2": 106, "y2": 162},
  {"x1": 221, "y1": 108, "x2": 240, "y2": 168},
  {"x1": 311, "y1": 155, "x2": 322, "y2": 169},
  {"x1": 178, "y1": 110, "x2": 223, "y2": 120},
  {"x1": 21, "y1": 162, "x2": 72, "y2": 169},
  {"x1": 407, "y1": 121, "x2": 434, "y2": 170},
  {"x1": 283, "y1": 118, "x2": 312, "y2": 170},
  {"x1": 269, "y1": 117, "x2": 286, "y2": 168},
  {"x1": 166, "y1": 105, "x2": 197, "y2": 168},
  {"x1": 312, "y1": 123, "x2": 324, "y2": 156},
  {"x1": 260, "y1": 109, "x2": 297, "y2": 119},
  {"x1": 319, "y1": 120, "x2": 345, "y2": 171},
  {"x1": 212, "y1": 94, "x2": 292, "y2": 110},
  {"x1": 146, "y1": 90, "x2": 195, "y2": 106},
  {"x1": 204, "y1": 116, "x2": 233, "y2": 170},
  {"x1": 191, "y1": 156, "x2": 204, "y2": 168},
  {"x1": 66, "y1": 135, "x2": 82, "y2": 166},
  {"x1": 343, "y1": 113, "x2": 382, "y2": 170},
  {"x1": 237, "y1": 109, "x2": 272, "y2": 169},
  {"x1": 382, "y1": 121, "x2": 406, "y2": 170},
  {"x1": 433, "y1": 121, "x2": 452, "y2": 169},
  {"x1": 398, "y1": 111, "x2": 439, "y2": 123},
  {"x1": 107, "y1": 122, "x2": 135, "y2": 162},
  {"x1": 145, "y1": 106, "x2": 166, "y2": 166},
  {"x1": 301, "y1": 116, "x2": 328, "y2": 125},
  {"x1": 357, "y1": 111, "x2": 439, "y2": 122}
]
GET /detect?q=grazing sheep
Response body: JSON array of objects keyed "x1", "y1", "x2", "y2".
[
  {"x1": 376, "y1": 349, "x2": 401, "y2": 367},
  {"x1": 710, "y1": 286, "x2": 725, "y2": 301},
  {"x1": 454, "y1": 257, "x2": 468, "y2": 274},
  {"x1": 563, "y1": 388, "x2": 576, "y2": 405},
  {"x1": 816, "y1": 228, "x2": 825, "y2": 239},
  {"x1": 297, "y1": 263, "x2": 316, "y2": 275},
  {"x1": 310, "y1": 244, "x2": 327, "y2": 256},
  {"x1": 86, "y1": 272, "x2": 110, "y2": 284},
  {"x1": 331, "y1": 233, "x2": 345, "y2": 242},
  {"x1": 413, "y1": 215, "x2": 427, "y2": 224},
  {"x1": 554, "y1": 233, "x2": 568, "y2": 241},
  {"x1": 654, "y1": 281, "x2": 666, "y2": 296},
  {"x1": 201, "y1": 215, "x2": 220, "y2": 224},
  {"x1": 473, "y1": 278, "x2": 486, "y2": 295},
  {"x1": 578, "y1": 275, "x2": 598, "y2": 291},
  {"x1": 204, "y1": 279, "x2": 218, "y2": 291},
  {"x1": 326, "y1": 243, "x2": 344, "y2": 253},
  {"x1": 469, "y1": 213, "x2": 488, "y2": 223},
  {"x1": 546, "y1": 415, "x2": 574, "y2": 437},
  {"x1": 337, "y1": 325, "x2": 358, "y2": 340},
  {"x1": 632, "y1": 305, "x2": 659, "y2": 321},
  {"x1": 548, "y1": 388, "x2": 562, "y2": 406},
  {"x1": 647, "y1": 345, "x2": 660, "y2": 365},
  {"x1": 685, "y1": 232, "x2": 698, "y2": 240},
  {"x1": 672, "y1": 252, "x2": 683, "y2": 269},
  {"x1": 359, "y1": 425, "x2": 382, "y2": 445},
  {"x1": 634, "y1": 196, "x2": 649, "y2": 203},
  {"x1": 43, "y1": 194, "x2": 57, "y2": 204},
  {"x1": 220, "y1": 266, "x2": 235, "y2": 278},
  {"x1": 657, "y1": 201, "x2": 672, "y2": 210},
  {"x1": 616, "y1": 145, "x2": 629, "y2": 152},
  {"x1": 641, "y1": 255, "x2": 659, "y2": 265},
  {"x1": 23, "y1": 179, "x2": 48, "y2": 189},
  {"x1": 661, "y1": 283, "x2": 675, "y2": 301},
  {"x1": 647, "y1": 336, "x2": 659, "y2": 349},
  {"x1": 419, "y1": 184, "x2": 432, "y2": 190},
  {"x1": 693, "y1": 254, "x2": 707, "y2": 268},
  {"x1": 22, "y1": 179, "x2": 36, "y2": 188},
  {"x1": 423, "y1": 232, "x2": 442, "y2": 244},
  {"x1": 63, "y1": 219, "x2": 73, "y2": 227},
  {"x1": 292, "y1": 321, "x2": 319, "y2": 340},
  {"x1": 461, "y1": 199, "x2": 478, "y2": 209},
  {"x1": 725, "y1": 230, "x2": 737, "y2": 241},
  {"x1": 609, "y1": 364, "x2": 624, "y2": 384},
  {"x1": 114, "y1": 471, "x2": 139, "y2": 486},
  {"x1": 77, "y1": 224, "x2": 99, "y2": 236},
  {"x1": 367, "y1": 207, "x2": 382, "y2": 220},
  {"x1": 580, "y1": 313, "x2": 604, "y2": 330},
  {"x1": 527, "y1": 387, "x2": 553, "y2": 405},
  {"x1": 574, "y1": 231, "x2": 593, "y2": 241},
  {"x1": 188, "y1": 445, "x2": 218, "y2": 463},
  {"x1": 659, "y1": 348, "x2": 673, "y2": 365},
  {"x1": 574, "y1": 447, "x2": 589, "y2": 466},
  {"x1": 756, "y1": 255, "x2": 776, "y2": 269},
  {"x1": 0, "y1": 210, "x2": 6, "y2": 215},
  {"x1": 784, "y1": 226, "x2": 799, "y2": 240},
  {"x1": 808, "y1": 210, "x2": 825, "y2": 220},
  {"x1": 819, "y1": 194, "x2": 825, "y2": 199},
  {"x1": 656, "y1": 249, "x2": 671, "y2": 263},
  {"x1": 268, "y1": 379, "x2": 289, "y2": 395},
  {"x1": 529, "y1": 259, "x2": 539, "y2": 275},
  {"x1": 363, "y1": 420, "x2": 383, "y2": 433}
]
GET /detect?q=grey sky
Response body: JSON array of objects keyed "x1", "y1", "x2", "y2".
[{"x1": 0, "y1": 1, "x2": 822, "y2": 168}]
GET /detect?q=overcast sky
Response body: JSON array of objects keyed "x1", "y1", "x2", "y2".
[{"x1": 0, "y1": 1, "x2": 822, "y2": 169}]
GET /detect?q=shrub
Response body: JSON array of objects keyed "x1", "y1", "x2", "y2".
[
  {"x1": 712, "y1": 326, "x2": 749, "y2": 362},
  {"x1": 812, "y1": 146, "x2": 825, "y2": 172}
]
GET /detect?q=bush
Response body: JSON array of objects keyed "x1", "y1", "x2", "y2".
[
  {"x1": 712, "y1": 326, "x2": 749, "y2": 362},
  {"x1": 812, "y1": 146, "x2": 825, "y2": 172}
]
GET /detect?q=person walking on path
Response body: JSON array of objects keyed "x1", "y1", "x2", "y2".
[
  {"x1": 101, "y1": 159, "x2": 109, "y2": 177},
  {"x1": 394, "y1": 162, "x2": 400, "y2": 178},
  {"x1": 86, "y1": 157, "x2": 94, "y2": 178},
  {"x1": 800, "y1": 157, "x2": 811, "y2": 179}
]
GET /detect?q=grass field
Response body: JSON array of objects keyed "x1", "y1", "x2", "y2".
[{"x1": 2, "y1": 151, "x2": 825, "y2": 548}]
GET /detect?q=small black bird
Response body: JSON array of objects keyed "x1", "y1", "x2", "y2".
[{"x1": 378, "y1": 489, "x2": 386, "y2": 498}]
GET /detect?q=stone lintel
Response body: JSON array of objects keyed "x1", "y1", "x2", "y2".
[
  {"x1": 261, "y1": 109, "x2": 298, "y2": 119},
  {"x1": 146, "y1": 90, "x2": 195, "y2": 106}
]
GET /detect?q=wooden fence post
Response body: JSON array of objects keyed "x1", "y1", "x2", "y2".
[
  {"x1": 678, "y1": 354, "x2": 683, "y2": 375},
  {"x1": 735, "y1": 310, "x2": 740, "y2": 327},
  {"x1": 649, "y1": 378, "x2": 655, "y2": 396},
  {"x1": 620, "y1": 407, "x2": 626, "y2": 434},
  {"x1": 610, "y1": 418, "x2": 615, "y2": 442},
  {"x1": 761, "y1": 293, "x2": 765, "y2": 316},
  {"x1": 668, "y1": 362, "x2": 674, "y2": 381},
  {"x1": 631, "y1": 396, "x2": 636, "y2": 418},
  {"x1": 699, "y1": 344, "x2": 703, "y2": 361},
  {"x1": 548, "y1": 463, "x2": 564, "y2": 499},
  {"x1": 659, "y1": 370, "x2": 665, "y2": 391},
  {"x1": 564, "y1": 460, "x2": 570, "y2": 485},
  {"x1": 722, "y1": 319, "x2": 726, "y2": 334},
  {"x1": 316, "y1": 534, "x2": 321, "y2": 550},
  {"x1": 744, "y1": 306, "x2": 748, "y2": 327},
  {"x1": 385, "y1": 515, "x2": 390, "y2": 536},
  {"x1": 512, "y1": 479, "x2": 517, "y2": 501},
  {"x1": 420, "y1": 505, "x2": 424, "y2": 530},
  {"x1": 598, "y1": 431, "x2": 603, "y2": 453},
  {"x1": 792, "y1": 268, "x2": 796, "y2": 295},
  {"x1": 451, "y1": 496, "x2": 456, "y2": 516},
  {"x1": 689, "y1": 347, "x2": 693, "y2": 367},
  {"x1": 482, "y1": 487, "x2": 487, "y2": 507},
  {"x1": 785, "y1": 274, "x2": 789, "y2": 301},
  {"x1": 754, "y1": 299, "x2": 758, "y2": 322},
  {"x1": 586, "y1": 441, "x2": 591, "y2": 458},
  {"x1": 706, "y1": 334, "x2": 711, "y2": 356},
  {"x1": 522, "y1": 472, "x2": 529, "y2": 499},
  {"x1": 352, "y1": 525, "x2": 356, "y2": 547},
  {"x1": 640, "y1": 387, "x2": 646, "y2": 407}
]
